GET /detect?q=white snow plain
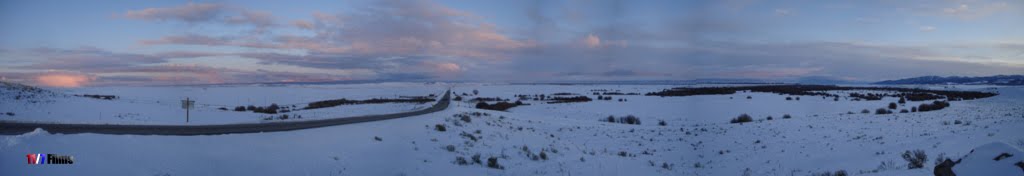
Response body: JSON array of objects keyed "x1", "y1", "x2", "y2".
[{"x1": 1, "y1": 83, "x2": 1022, "y2": 175}]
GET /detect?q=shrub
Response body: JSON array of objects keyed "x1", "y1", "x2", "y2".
[
  {"x1": 472, "y1": 154, "x2": 482, "y2": 164},
  {"x1": 902, "y1": 150, "x2": 927, "y2": 169},
  {"x1": 453, "y1": 96, "x2": 463, "y2": 101},
  {"x1": 861, "y1": 109, "x2": 870, "y2": 114},
  {"x1": 539, "y1": 150, "x2": 548, "y2": 160},
  {"x1": 730, "y1": 114, "x2": 753, "y2": 124},
  {"x1": 911, "y1": 107, "x2": 918, "y2": 112},
  {"x1": 783, "y1": 114, "x2": 792, "y2": 119},
  {"x1": 602, "y1": 115, "x2": 642, "y2": 125},
  {"x1": 766, "y1": 116, "x2": 773, "y2": 120},
  {"x1": 476, "y1": 101, "x2": 521, "y2": 111},
  {"x1": 786, "y1": 97, "x2": 792, "y2": 100},
  {"x1": 898, "y1": 97, "x2": 906, "y2": 104},
  {"x1": 621, "y1": 115, "x2": 641, "y2": 125},
  {"x1": 875, "y1": 108, "x2": 891, "y2": 114},
  {"x1": 234, "y1": 106, "x2": 246, "y2": 111},
  {"x1": 888, "y1": 102, "x2": 897, "y2": 109},
  {"x1": 918, "y1": 101, "x2": 950, "y2": 112},
  {"x1": 487, "y1": 157, "x2": 504, "y2": 169},
  {"x1": 455, "y1": 156, "x2": 469, "y2": 165},
  {"x1": 435, "y1": 124, "x2": 447, "y2": 132},
  {"x1": 812, "y1": 170, "x2": 848, "y2": 176},
  {"x1": 899, "y1": 109, "x2": 909, "y2": 113},
  {"x1": 548, "y1": 96, "x2": 592, "y2": 104},
  {"x1": 445, "y1": 145, "x2": 456, "y2": 152},
  {"x1": 746, "y1": 96, "x2": 752, "y2": 99},
  {"x1": 658, "y1": 120, "x2": 667, "y2": 126},
  {"x1": 460, "y1": 115, "x2": 472, "y2": 123}
]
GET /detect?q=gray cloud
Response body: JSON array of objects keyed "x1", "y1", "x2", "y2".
[{"x1": 124, "y1": 3, "x2": 225, "y2": 23}]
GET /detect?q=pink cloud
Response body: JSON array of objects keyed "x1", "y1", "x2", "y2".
[
  {"x1": 34, "y1": 72, "x2": 93, "y2": 88},
  {"x1": 291, "y1": 20, "x2": 314, "y2": 30},
  {"x1": 435, "y1": 62, "x2": 462, "y2": 73},
  {"x1": 582, "y1": 34, "x2": 601, "y2": 48}
]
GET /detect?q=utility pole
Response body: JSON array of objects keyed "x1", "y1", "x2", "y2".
[
  {"x1": 186, "y1": 97, "x2": 190, "y2": 123},
  {"x1": 182, "y1": 97, "x2": 194, "y2": 123}
]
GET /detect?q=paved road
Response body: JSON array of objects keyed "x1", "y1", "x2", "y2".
[{"x1": 0, "y1": 90, "x2": 450, "y2": 136}]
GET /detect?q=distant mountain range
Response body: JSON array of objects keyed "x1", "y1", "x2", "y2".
[{"x1": 875, "y1": 75, "x2": 1024, "y2": 85}]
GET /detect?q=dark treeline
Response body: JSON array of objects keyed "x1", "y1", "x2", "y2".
[
  {"x1": 646, "y1": 85, "x2": 996, "y2": 101},
  {"x1": 304, "y1": 97, "x2": 434, "y2": 110}
]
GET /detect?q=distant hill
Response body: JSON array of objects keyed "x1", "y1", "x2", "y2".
[{"x1": 875, "y1": 75, "x2": 1024, "y2": 85}]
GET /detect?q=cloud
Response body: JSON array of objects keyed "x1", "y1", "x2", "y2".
[
  {"x1": 291, "y1": 20, "x2": 314, "y2": 30},
  {"x1": 132, "y1": 0, "x2": 532, "y2": 83},
  {"x1": 774, "y1": 9, "x2": 792, "y2": 16},
  {"x1": 943, "y1": 4, "x2": 970, "y2": 14},
  {"x1": 22, "y1": 47, "x2": 165, "y2": 70},
  {"x1": 434, "y1": 62, "x2": 462, "y2": 73},
  {"x1": 582, "y1": 34, "x2": 601, "y2": 48},
  {"x1": 124, "y1": 3, "x2": 278, "y2": 30},
  {"x1": 124, "y1": 3, "x2": 224, "y2": 23},
  {"x1": 919, "y1": 26, "x2": 936, "y2": 32},
  {"x1": 34, "y1": 72, "x2": 94, "y2": 88},
  {"x1": 224, "y1": 10, "x2": 278, "y2": 31},
  {"x1": 937, "y1": 2, "x2": 1013, "y2": 20}
]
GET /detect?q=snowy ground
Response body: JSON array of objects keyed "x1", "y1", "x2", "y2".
[
  {"x1": 2, "y1": 83, "x2": 1022, "y2": 175},
  {"x1": 0, "y1": 82, "x2": 446, "y2": 124}
]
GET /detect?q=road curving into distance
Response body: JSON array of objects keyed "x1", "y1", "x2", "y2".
[{"x1": 0, "y1": 90, "x2": 450, "y2": 136}]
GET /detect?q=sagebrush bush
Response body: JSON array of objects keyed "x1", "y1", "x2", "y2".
[
  {"x1": 812, "y1": 170, "x2": 848, "y2": 176},
  {"x1": 435, "y1": 124, "x2": 447, "y2": 132},
  {"x1": 730, "y1": 114, "x2": 753, "y2": 124},
  {"x1": 487, "y1": 157, "x2": 504, "y2": 169},
  {"x1": 783, "y1": 114, "x2": 792, "y2": 119},
  {"x1": 902, "y1": 150, "x2": 927, "y2": 169},
  {"x1": 918, "y1": 101, "x2": 950, "y2": 112},
  {"x1": 600, "y1": 115, "x2": 641, "y2": 125},
  {"x1": 875, "y1": 108, "x2": 891, "y2": 114},
  {"x1": 888, "y1": 102, "x2": 897, "y2": 109},
  {"x1": 621, "y1": 115, "x2": 641, "y2": 125}
]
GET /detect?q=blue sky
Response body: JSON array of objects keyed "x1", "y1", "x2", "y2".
[{"x1": 0, "y1": 0, "x2": 1021, "y2": 87}]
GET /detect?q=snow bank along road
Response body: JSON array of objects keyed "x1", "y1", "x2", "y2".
[{"x1": 0, "y1": 90, "x2": 451, "y2": 136}]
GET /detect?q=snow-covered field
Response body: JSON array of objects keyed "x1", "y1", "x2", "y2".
[
  {"x1": 0, "y1": 82, "x2": 446, "y2": 124},
  {"x1": 2, "y1": 83, "x2": 1022, "y2": 175}
]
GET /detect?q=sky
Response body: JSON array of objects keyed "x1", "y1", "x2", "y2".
[{"x1": 0, "y1": 0, "x2": 1022, "y2": 87}]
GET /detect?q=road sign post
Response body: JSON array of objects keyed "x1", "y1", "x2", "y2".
[{"x1": 181, "y1": 98, "x2": 194, "y2": 123}]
